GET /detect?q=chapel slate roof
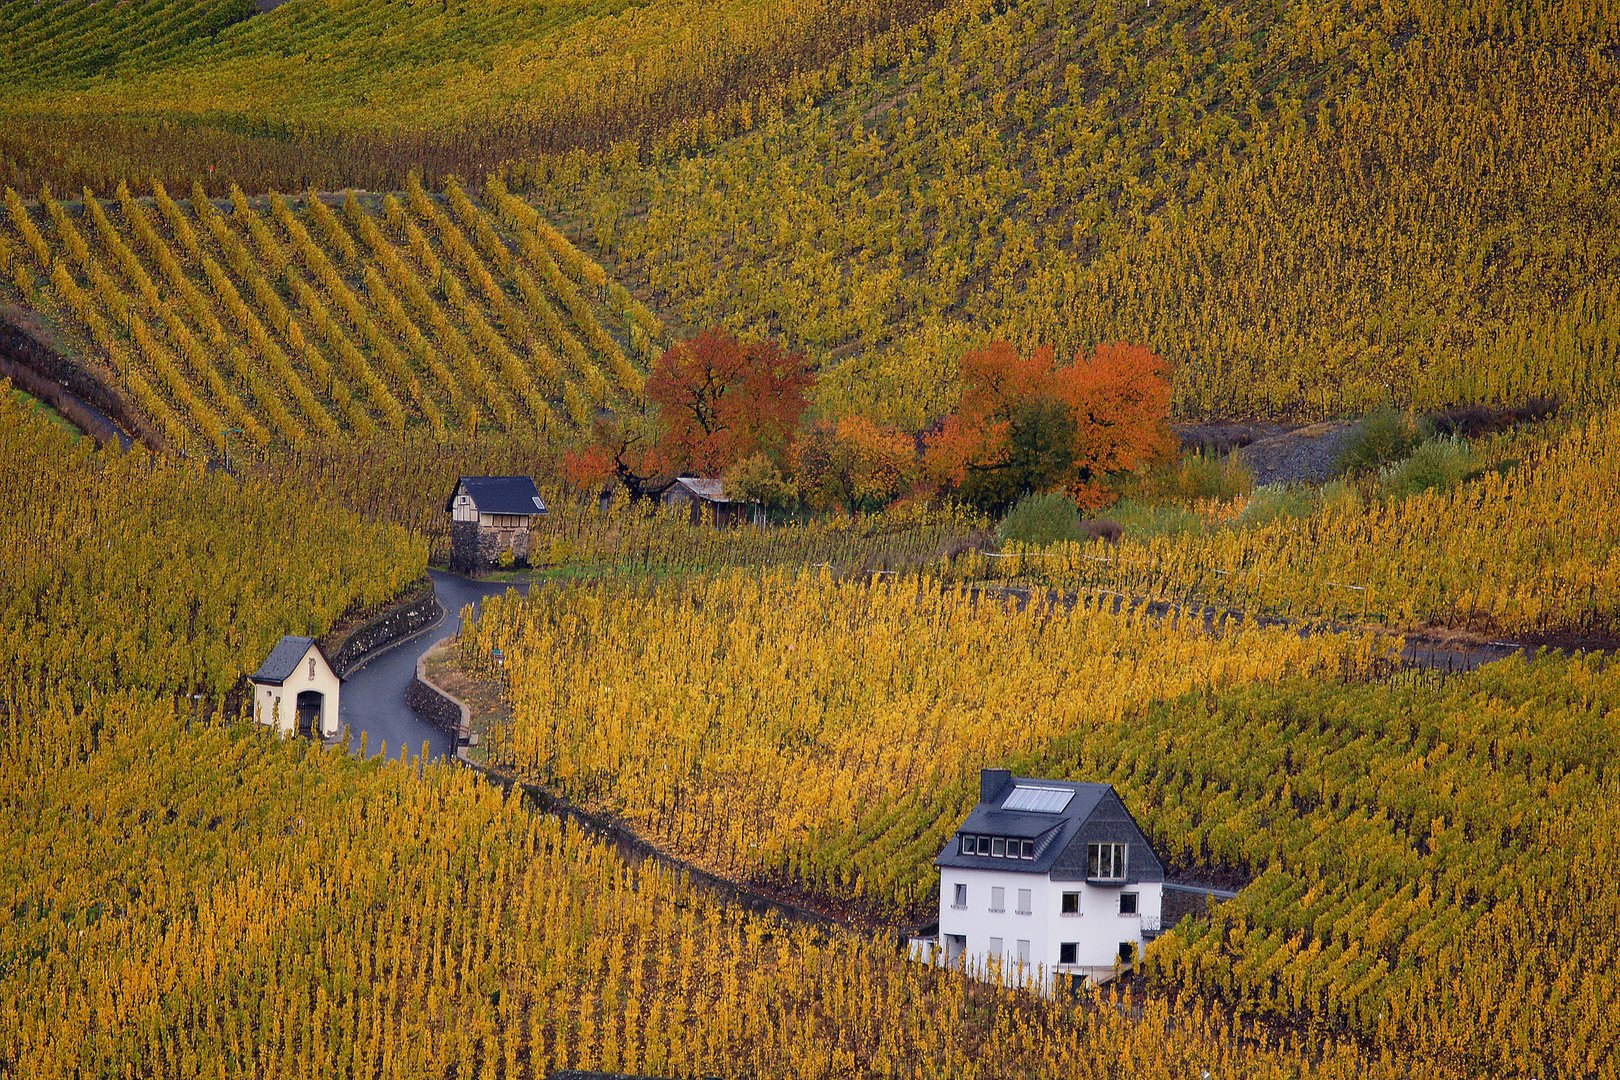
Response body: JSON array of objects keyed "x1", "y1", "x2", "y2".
[
  {"x1": 935, "y1": 770, "x2": 1164, "y2": 882},
  {"x1": 250, "y1": 636, "x2": 321, "y2": 686},
  {"x1": 670, "y1": 476, "x2": 731, "y2": 502},
  {"x1": 446, "y1": 476, "x2": 548, "y2": 516}
]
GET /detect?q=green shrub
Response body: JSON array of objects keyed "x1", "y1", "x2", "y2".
[
  {"x1": 996, "y1": 492, "x2": 1081, "y2": 546},
  {"x1": 1337, "y1": 407, "x2": 1426, "y2": 475},
  {"x1": 1378, "y1": 437, "x2": 1478, "y2": 498},
  {"x1": 1104, "y1": 498, "x2": 1208, "y2": 538},
  {"x1": 1237, "y1": 484, "x2": 1318, "y2": 527},
  {"x1": 1127, "y1": 450, "x2": 1253, "y2": 504}
]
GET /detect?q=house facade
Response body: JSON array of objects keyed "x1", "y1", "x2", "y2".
[
  {"x1": 923, "y1": 768, "x2": 1165, "y2": 990},
  {"x1": 661, "y1": 476, "x2": 764, "y2": 527},
  {"x1": 250, "y1": 636, "x2": 341, "y2": 739},
  {"x1": 446, "y1": 476, "x2": 547, "y2": 574}
]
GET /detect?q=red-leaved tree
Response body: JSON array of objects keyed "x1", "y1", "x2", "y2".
[{"x1": 645, "y1": 329, "x2": 813, "y2": 476}]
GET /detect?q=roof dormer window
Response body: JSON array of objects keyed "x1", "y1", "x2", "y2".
[{"x1": 1087, "y1": 842, "x2": 1128, "y2": 882}]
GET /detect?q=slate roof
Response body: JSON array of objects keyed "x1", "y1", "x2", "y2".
[
  {"x1": 446, "y1": 476, "x2": 547, "y2": 516},
  {"x1": 670, "y1": 476, "x2": 731, "y2": 502},
  {"x1": 250, "y1": 636, "x2": 322, "y2": 686},
  {"x1": 935, "y1": 771, "x2": 1163, "y2": 881}
]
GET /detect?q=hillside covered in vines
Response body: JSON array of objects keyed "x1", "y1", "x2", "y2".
[{"x1": 527, "y1": 0, "x2": 1620, "y2": 422}]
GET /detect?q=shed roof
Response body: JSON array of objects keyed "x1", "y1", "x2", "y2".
[
  {"x1": 446, "y1": 476, "x2": 547, "y2": 516},
  {"x1": 250, "y1": 636, "x2": 327, "y2": 686},
  {"x1": 671, "y1": 476, "x2": 731, "y2": 503}
]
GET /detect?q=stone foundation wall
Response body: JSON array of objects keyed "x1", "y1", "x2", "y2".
[{"x1": 449, "y1": 520, "x2": 531, "y2": 575}]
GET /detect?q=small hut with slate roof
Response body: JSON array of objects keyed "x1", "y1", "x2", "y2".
[
  {"x1": 661, "y1": 476, "x2": 763, "y2": 527},
  {"x1": 446, "y1": 476, "x2": 548, "y2": 574},
  {"x1": 250, "y1": 636, "x2": 341, "y2": 739}
]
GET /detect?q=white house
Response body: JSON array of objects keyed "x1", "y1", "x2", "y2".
[
  {"x1": 249, "y1": 636, "x2": 341, "y2": 739},
  {"x1": 918, "y1": 768, "x2": 1165, "y2": 991}
]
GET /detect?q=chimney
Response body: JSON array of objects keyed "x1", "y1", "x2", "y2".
[{"x1": 980, "y1": 767, "x2": 1013, "y2": 803}]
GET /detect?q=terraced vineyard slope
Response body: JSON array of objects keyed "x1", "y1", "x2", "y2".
[
  {"x1": 528, "y1": 0, "x2": 1620, "y2": 422},
  {"x1": 0, "y1": 382, "x2": 426, "y2": 700},
  {"x1": 0, "y1": 177, "x2": 658, "y2": 452},
  {"x1": 0, "y1": 0, "x2": 947, "y2": 193}
]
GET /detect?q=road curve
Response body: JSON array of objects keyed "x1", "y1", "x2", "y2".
[{"x1": 340, "y1": 569, "x2": 529, "y2": 761}]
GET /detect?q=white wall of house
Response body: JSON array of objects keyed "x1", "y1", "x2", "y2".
[
  {"x1": 451, "y1": 492, "x2": 477, "y2": 522},
  {"x1": 936, "y1": 867, "x2": 1162, "y2": 987},
  {"x1": 251, "y1": 645, "x2": 340, "y2": 738}
]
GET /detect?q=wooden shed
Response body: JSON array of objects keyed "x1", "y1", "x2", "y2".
[{"x1": 661, "y1": 476, "x2": 764, "y2": 527}]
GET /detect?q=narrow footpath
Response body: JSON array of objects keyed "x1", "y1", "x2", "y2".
[{"x1": 339, "y1": 569, "x2": 529, "y2": 760}]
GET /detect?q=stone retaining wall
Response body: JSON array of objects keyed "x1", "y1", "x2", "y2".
[
  {"x1": 0, "y1": 313, "x2": 141, "y2": 447},
  {"x1": 406, "y1": 667, "x2": 468, "y2": 738},
  {"x1": 324, "y1": 582, "x2": 441, "y2": 677},
  {"x1": 455, "y1": 754, "x2": 846, "y2": 931}
]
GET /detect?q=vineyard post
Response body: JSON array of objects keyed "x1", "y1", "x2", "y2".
[{"x1": 222, "y1": 426, "x2": 243, "y2": 472}]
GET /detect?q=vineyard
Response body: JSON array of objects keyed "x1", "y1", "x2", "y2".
[
  {"x1": 962, "y1": 405, "x2": 1620, "y2": 641},
  {"x1": 0, "y1": 175, "x2": 657, "y2": 452},
  {"x1": 0, "y1": 386, "x2": 425, "y2": 701},
  {"x1": 457, "y1": 571, "x2": 1396, "y2": 918},
  {"x1": 453, "y1": 570, "x2": 1619, "y2": 1077},
  {"x1": 5, "y1": 689, "x2": 1457, "y2": 1080},
  {"x1": 3, "y1": 0, "x2": 1616, "y2": 1076},
  {"x1": 526, "y1": 0, "x2": 1620, "y2": 421},
  {"x1": 0, "y1": 0, "x2": 949, "y2": 194}
]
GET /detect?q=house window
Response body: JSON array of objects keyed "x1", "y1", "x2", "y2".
[
  {"x1": 1059, "y1": 942, "x2": 1078, "y2": 965},
  {"x1": 960, "y1": 834, "x2": 974, "y2": 855},
  {"x1": 1120, "y1": 892, "x2": 1139, "y2": 916},
  {"x1": 1016, "y1": 889, "x2": 1032, "y2": 915},
  {"x1": 990, "y1": 886, "x2": 1006, "y2": 913},
  {"x1": 1118, "y1": 941, "x2": 1136, "y2": 964},
  {"x1": 989, "y1": 936, "x2": 1003, "y2": 957},
  {"x1": 1020, "y1": 839, "x2": 1034, "y2": 859},
  {"x1": 991, "y1": 838, "x2": 1006, "y2": 857},
  {"x1": 1087, "y1": 842, "x2": 1128, "y2": 881},
  {"x1": 952, "y1": 883, "x2": 967, "y2": 909},
  {"x1": 1016, "y1": 939, "x2": 1030, "y2": 965},
  {"x1": 1061, "y1": 891, "x2": 1081, "y2": 915},
  {"x1": 308, "y1": 657, "x2": 316, "y2": 680},
  {"x1": 976, "y1": 836, "x2": 991, "y2": 856}
]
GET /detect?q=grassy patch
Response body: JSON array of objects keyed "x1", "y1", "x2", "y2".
[{"x1": 8, "y1": 386, "x2": 78, "y2": 438}]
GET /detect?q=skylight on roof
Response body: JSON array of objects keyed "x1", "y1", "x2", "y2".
[{"x1": 1001, "y1": 785, "x2": 1074, "y2": 813}]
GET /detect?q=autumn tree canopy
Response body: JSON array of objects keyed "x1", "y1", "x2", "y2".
[
  {"x1": 568, "y1": 330, "x2": 814, "y2": 500},
  {"x1": 794, "y1": 416, "x2": 918, "y2": 515},
  {"x1": 926, "y1": 341, "x2": 1173, "y2": 511},
  {"x1": 645, "y1": 329, "x2": 813, "y2": 477}
]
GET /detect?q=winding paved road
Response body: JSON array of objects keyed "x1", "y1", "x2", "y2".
[{"x1": 340, "y1": 570, "x2": 529, "y2": 761}]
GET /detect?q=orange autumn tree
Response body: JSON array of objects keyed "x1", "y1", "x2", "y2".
[
  {"x1": 926, "y1": 340, "x2": 1173, "y2": 511},
  {"x1": 793, "y1": 415, "x2": 919, "y2": 514}
]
